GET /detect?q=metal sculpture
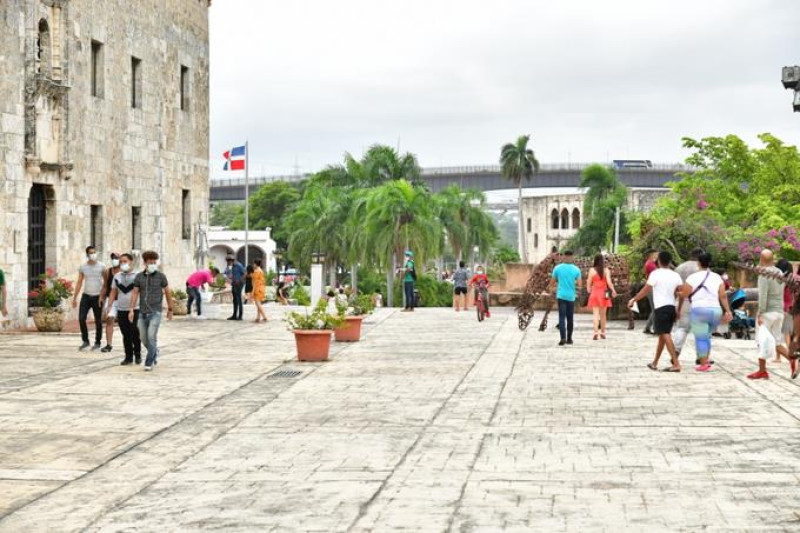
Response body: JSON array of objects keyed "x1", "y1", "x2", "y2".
[{"x1": 517, "y1": 252, "x2": 634, "y2": 331}]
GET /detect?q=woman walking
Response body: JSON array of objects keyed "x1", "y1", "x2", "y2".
[
  {"x1": 252, "y1": 259, "x2": 268, "y2": 323},
  {"x1": 586, "y1": 254, "x2": 617, "y2": 340},
  {"x1": 681, "y1": 252, "x2": 732, "y2": 372}
]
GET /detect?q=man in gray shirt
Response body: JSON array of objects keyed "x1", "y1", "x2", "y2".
[
  {"x1": 673, "y1": 247, "x2": 703, "y2": 359},
  {"x1": 749, "y1": 249, "x2": 788, "y2": 380},
  {"x1": 71, "y1": 245, "x2": 107, "y2": 351}
]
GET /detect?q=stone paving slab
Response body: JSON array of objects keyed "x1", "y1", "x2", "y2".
[{"x1": 0, "y1": 304, "x2": 799, "y2": 531}]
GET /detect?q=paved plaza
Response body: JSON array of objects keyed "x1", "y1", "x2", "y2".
[{"x1": 0, "y1": 305, "x2": 799, "y2": 532}]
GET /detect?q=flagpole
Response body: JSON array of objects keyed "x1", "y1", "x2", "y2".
[{"x1": 245, "y1": 140, "x2": 250, "y2": 266}]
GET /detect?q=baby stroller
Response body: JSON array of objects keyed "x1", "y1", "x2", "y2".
[{"x1": 724, "y1": 289, "x2": 754, "y2": 340}]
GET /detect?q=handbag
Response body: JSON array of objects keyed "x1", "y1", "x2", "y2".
[
  {"x1": 604, "y1": 288, "x2": 613, "y2": 300},
  {"x1": 688, "y1": 271, "x2": 711, "y2": 303}
]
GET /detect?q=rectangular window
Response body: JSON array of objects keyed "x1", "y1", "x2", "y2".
[
  {"x1": 534, "y1": 233, "x2": 539, "y2": 248},
  {"x1": 91, "y1": 40, "x2": 104, "y2": 98},
  {"x1": 527, "y1": 217, "x2": 532, "y2": 233},
  {"x1": 181, "y1": 190, "x2": 191, "y2": 240},
  {"x1": 180, "y1": 65, "x2": 190, "y2": 111},
  {"x1": 131, "y1": 56, "x2": 142, "y2": 108},
  {"x1": 90, "y1": 205, "x2": 103, "y2": 250},
  {"x1": 131, "y1": 206, "x2": 142, "y2": 250}
]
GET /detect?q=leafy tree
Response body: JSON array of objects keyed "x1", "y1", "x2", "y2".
[
  {"x1": 492, "y1": 244, "x2": 521, "y2": 265},
  {"x1": 230, "y1": 180, "x2": 302, "y2": 250},
  {"x1": 210, "y1": 202, "x2": 242, "y2": 228},
  {"x1": 567, "y1": 164, "x2": 627, "y2": 255},
  {"x1": 500, "y1": 134, "x2": 540, "y2": 261}
]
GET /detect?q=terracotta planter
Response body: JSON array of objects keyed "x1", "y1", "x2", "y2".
[
  {"x1": 31, "y1": 307, "x2": 65, "y2": 332},
  {"x1": 173, "y1": 299, "x2": 188, "y2": 316},
  {"x1": 335, "y1": 316, "x2": 364, "y2": 342},
  {"x1": 294, "y1": 330, "x2": 333, "y2": 361}
]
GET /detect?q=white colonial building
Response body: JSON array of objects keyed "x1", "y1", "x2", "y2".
[
  {"x1": 207, "y1": 227, "x2": 277, "y2": 273},
  {"x1": 518, "y1": 188, "x2": 668, "y2": 264}
]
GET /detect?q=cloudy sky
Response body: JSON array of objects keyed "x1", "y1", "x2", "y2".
[{"x1": 209, "y1": 0, "x2": 800, "y2": 179}]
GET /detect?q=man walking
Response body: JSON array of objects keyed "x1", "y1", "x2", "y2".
[
  {"x1": 129, "y1": 251, "x2": 173, "y2": 372},
  {"x1": 402, "y1": 250, "x2": 416, "y2": 312},
  {"x1": 224, "y1": 255, "x2": 246, "y2": 321},
  {"x1": 99, "y1": 252, "x2": 121, "y2": 353},
  {"x1": 748, "y1": 249, "x2": 790, "y2": 380},
  {"x1": 186, "y1": 267, "x2": 219, "y2": 320},
  {"x1": 106, "y1": 253, "x2": 141, "y2": 365},
  {"x1": 550, "y1": 251, "x2": 582, "y2": 346},
  {"x1": 643, "y1": 249, "x2": 658, "y2": 335},
  {"x1": 72, "y1": 245, "x2": 107, "y2": 351},
  {"x1": 673, "y1": 247, "x2": 704, "y2": 361},
  {"x1": 629, "y1": 251, "x2": 684, "y2": 372}
]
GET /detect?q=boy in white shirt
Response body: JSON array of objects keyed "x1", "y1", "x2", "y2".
[{"x1": 629, "y1": 251, "x2": 684, "y2": 372}]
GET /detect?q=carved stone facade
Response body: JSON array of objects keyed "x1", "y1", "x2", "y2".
[
  {"x1": 520, "y1": 188, "x2": 669, "y2": 264},
  {"x1": 1, "y1": 0, "x2": 210, "y2": 327}
]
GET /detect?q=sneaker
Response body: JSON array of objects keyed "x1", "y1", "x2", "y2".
[
  {"x1": 558, "y1": 340, "x2": 566, "y2": 346},
  {"x1": 227, "y1": 316, "x2": 237, "y2": 320},
  {"x1": 144, "y1": 365, "x2": 153, "y2": 372},
  {"x1": 643, "y1": 329, "x2": 654, "y2": 335},
  {"x1": 566, "y1": 339, "x2": 574, "y2": 345},
  {"x1": 120, "y1": 360, "x2": 132, "y2": 366},
  {"x1": 78, "y1": 342, "x2": 90, "y2": 351},
  {"x1": 135, "y1": 357, "x2": 142, "y2": 365},
  {"x1": 695, "y1": 359, "x2": 715, "y2": 366},
  {"x1": 196, "y1": 315, "x2": 206, "y2": 320},
  {"x1": 696, "y1": 364, "x2": 712, "y2": 372},
  {"x1": 100, "y1": 345, "x2": 113, "y2": 353},
  {"x1": 91, "y1": 343, "x2": 102, "y2": 351},
  {"x1": 747, "y1": 370, "x2": 769, "y2": 380}
]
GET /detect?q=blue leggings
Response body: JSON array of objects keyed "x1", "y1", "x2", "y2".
[{"x1": 691, "y1": 307, "x2": 722, "y2": 359}]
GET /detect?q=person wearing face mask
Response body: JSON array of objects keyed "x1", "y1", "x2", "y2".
[
  {"x1": 105, "y1": 253, "x2": 142, "y2": 365},
  {"x1": 129, "y1": 251, "x2": 173, "y2": 371},
  {"x1": 99, "y1": 252, "x2": 122, "y2": 353},
  {"x1": 469, "y1": 265, "x2": 491, "y2": 318},
  {"x1": 72, "y1": 245, "x2": 108, "y2": 351}
]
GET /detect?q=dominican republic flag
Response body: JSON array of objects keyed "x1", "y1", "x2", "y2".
[{"x1": 223, "y1": 145, "x2": 246, "y2": 171}]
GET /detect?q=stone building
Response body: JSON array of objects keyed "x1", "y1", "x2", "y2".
[
  {"x1": 519, "y1": 188, "x2": 668, "y2": 264},
  {"x1": 0, "y1": 0, "x2": 211, "y2": 327}
]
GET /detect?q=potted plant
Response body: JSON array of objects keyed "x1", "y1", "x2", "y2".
[
  {"x1": 28, "y1": 268, "x2": 74, "y2": 332},
  {"x1": 285, "y1": 300, "x2": 343, "y2": 361},
  {"x1": 334, "y1": 293, "x2": 375, "y2": 342},
  {"x1": 170, "y1": 289, "x2": 189, "y2": 316}
]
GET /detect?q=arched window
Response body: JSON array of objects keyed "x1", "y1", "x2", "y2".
[
  {"x1": 37, "y1": 19, "x2": 51, "y2": 76},
  {"x1": 561, "y1": 208, "x2": 569, "y2": 230},
  {"x1": 551, "y1": 209, "x2": 559, "y2": 230},
  {"x1": 572, "y1": 208, "x2": 581, "y2": 229}
]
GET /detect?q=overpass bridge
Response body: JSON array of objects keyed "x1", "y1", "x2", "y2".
[{"x1": 209, "y1": 163, "x2": 690, "y2": 203}]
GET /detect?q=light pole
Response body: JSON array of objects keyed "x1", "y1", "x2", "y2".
[
  {"x1": 781, "y1": 66, "x2": 800, "y2": 111},
  {"x1": 273, "y1": 249, "x2": 283, "y2": 275},
  {"x1": 310, "y1": 250, "x2": 326, "y2": 308}
]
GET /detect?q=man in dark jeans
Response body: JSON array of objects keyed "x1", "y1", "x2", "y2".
[
  {"x1": 401, "y1": 250, "x2": 415, "y2": 312},
  {"x1": 105, "y1": 253, "x2": 142, "y2": 365},
  {"x1": 225, "y1": 255, "x2": 246, "y2": 320},
  {"x1": 549, "y1": 251, "x2": 583, "y2": 346},
  {"x1": 71, "y1": 245, "x2": 107, "y2": 351}
]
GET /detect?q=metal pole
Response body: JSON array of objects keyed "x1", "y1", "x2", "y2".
[
  {"x1": 613, "y1": 206, "x2": 621, "y2": 253},
  {"x1": 244, "y1": 140, "x2": 250, "y2": 265}
]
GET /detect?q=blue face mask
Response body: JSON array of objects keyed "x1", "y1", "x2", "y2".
[{"x1": 147, "y1": 263, "x2": 158, "y2": 274}]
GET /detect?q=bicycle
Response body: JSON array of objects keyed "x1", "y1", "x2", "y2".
[{"x1": 475, "y1": 286, "x2": 488, "y2": 322}]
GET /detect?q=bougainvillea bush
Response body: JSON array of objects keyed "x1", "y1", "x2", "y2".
[
  {"x1": 738, "y1": 226, "x2": 800, "y2": 263},
  {"x1": 28, "y1": 268, "x2": 74, "y2": 309}
]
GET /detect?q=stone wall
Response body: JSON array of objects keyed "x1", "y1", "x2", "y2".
[{"x1": 0, "y1": 0, "x2": 210, "y2": 328}]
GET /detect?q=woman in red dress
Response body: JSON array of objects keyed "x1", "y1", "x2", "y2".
[{"x1": 586, "y1": 253, "x2": 617, "y2": 340}]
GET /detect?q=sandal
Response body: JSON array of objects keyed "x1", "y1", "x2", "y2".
[
  {"x1": 662, "y1": 367, "x2": 681, "y2": 373},
  {"x1": 593, "y1": 334, "x2": 599, "y2": 341},
  {"x1": 600, "y1": 333, "x2": 606, "y2": 340},
  {"x1": 647, "y1": 363, "x2": 658, "y2": 371}
]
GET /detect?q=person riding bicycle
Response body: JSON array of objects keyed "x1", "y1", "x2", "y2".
[{"x1": 470, "y1": 265, "x2": 491, "y2": 318}]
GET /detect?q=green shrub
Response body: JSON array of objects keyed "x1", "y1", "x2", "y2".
[
  {"x1": 292, "y1": 285, "x2": 311, "y2": 306},
  {"x1": 392, "y1": 274, "x2": 453, "y2": 307}
]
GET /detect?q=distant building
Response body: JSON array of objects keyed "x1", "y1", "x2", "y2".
[
  {"x1": 0, "y1": 1, "x2": 211, "y2": 327},
  {"x1": 207, "y1": 227, "x2": 277, "y2": 273},
  {"x1": 519, "y1": 188, "x2": 668, "y2": 264}
]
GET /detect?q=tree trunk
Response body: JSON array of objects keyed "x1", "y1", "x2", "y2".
[
  {"x1": 351, "y1": 263, "x2": 358, "y2": 294},
  {"x1": 329, "y1": 262, "x2": 337, "y2": 288},
  {"x1": 386, "y1": 252, "x2": 395, "y2": 308},
  {"x1": 517, "y1": 180, "x2": 527, "y2": 262}
]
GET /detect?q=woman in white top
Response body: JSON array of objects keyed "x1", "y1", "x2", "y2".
[{"x1": 680, "y1": 252, "x2": 732, "y2": 372}]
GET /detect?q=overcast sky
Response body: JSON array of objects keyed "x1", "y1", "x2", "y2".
[{"x1": 209, "y1": 0, "x2": 800, "y2": 179}]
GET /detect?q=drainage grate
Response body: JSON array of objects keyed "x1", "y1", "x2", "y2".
[{"x1": 267, "y1": 369, "x2": 302, "y2": 379}]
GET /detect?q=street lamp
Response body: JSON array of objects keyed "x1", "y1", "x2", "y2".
[
  {"x1": 311, "y1": 251, "x2": 326, "y2": 265},
  {"x1": 273, "y1": 249, "x2": 283, "y2": 274},
  {"x1": 781, "y1": 66, "x2": 800, "y2": 112}
]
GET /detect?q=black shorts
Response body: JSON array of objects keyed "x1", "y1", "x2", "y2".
[
  {"x1": 454, "y1": 286, "x2": 467, "y2": 295},
  {"x1": 654, "y1": 305, "x2": 677, "y2": 335}
]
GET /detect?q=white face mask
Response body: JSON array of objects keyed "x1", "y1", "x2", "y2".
[
  {"x1": 111, "y1": 259, "x2": 120, "y2": 267},
  {"x1": 120, "y1": 263, "x2": 131, "y2": 273},
  {"x1": 88, "y1": 253, "x2": 98, "y2": 261},
  {"x1": 147, "y1": 263, "x2": 158, "y2": 274}
]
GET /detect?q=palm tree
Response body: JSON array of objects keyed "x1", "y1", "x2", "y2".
[
  {"x1": 344, "y1": 145, "x2": 421, "y2": 187},
  {"x1": 579, "y1": 164, "x2": 625, "y2": 217},
  {"x1": 362, "y1": 180, "x2": 441, "y2": 306},
  {"x1": 500, "y1": 135, "x2": 540, "y2": 262}
]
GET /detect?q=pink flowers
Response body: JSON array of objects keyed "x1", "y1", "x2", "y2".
[{"x1": 738, "y1": 226, "x2": 800, "y2": 262}]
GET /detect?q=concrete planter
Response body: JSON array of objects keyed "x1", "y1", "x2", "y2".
[
  {"x1": 172, "y1": 299, "x2": 188, "y2": 316},
  {"x1": 31, "y1": 307, "x2": 65, "y2": 332},
  {"x1": 334, "y1": 316, "x2": 364, "y2": 342},
  {"x1": 294, "y1": 330, "x2": 333, "y2": 361}
]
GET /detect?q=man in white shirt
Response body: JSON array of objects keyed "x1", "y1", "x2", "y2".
[{"x1": 629, "y1": 251, "x2": 684, "y2": 372}]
